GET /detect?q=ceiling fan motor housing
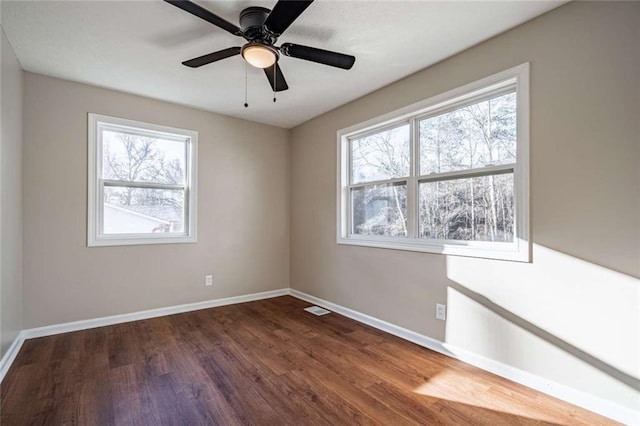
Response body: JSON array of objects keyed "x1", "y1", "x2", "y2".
[{"x1": 240, "y1": 7, "x2": 276, "y2": 43}]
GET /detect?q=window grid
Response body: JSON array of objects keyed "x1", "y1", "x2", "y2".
[
  {"x1": 337, "y1": 63, "x2": 529, "y2": 261},
  {"x1": 346, "y1": 111, "x2": 516, "y2": 240},
  {"x1": 96, "y1": 123, "x2": 191, "y2": 237},
  {"x1": 88, "y1": 114, "x2": 198, "y2": 247}
]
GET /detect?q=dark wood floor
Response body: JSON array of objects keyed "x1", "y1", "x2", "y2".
[{"x1": 1, "y1": 296, "x2": 614, "y2": 425}]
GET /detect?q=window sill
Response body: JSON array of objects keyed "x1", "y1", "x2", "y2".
[
  {"x1": 337, "y1": 236, "x2": 530, "y2": 262},
  {"x1": 88, "y1": 234, "x2": 197, "y2": 247}
]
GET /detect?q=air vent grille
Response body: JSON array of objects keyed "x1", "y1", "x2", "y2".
[{"x1": 304, "y1": 306, "x2": 331, "y2": 316}]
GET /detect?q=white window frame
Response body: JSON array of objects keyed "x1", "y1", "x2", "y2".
[
  {"x1": 337, "y1": 63, "x2": 530, "y2": 262},
  {"x1": 87, "y1": 113, "x2": 198, "y2": 247}
]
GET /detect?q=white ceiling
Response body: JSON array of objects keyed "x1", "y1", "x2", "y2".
[{"x1": 1, "y1": 0, "x2": 563, "y2": 128}]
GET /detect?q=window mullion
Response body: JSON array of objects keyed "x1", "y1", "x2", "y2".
[
  {"x1": 347, "y1": 139, "x2": 353, "y2": 235},
  {"x1": 407, "y1": 117, "x2": 418, "y2": 239},
  {"x1": 347, "y1": 176, "x2": 408, "y2": 190},
  {"x1": 102, "y1": 179, "x2": 185, "y2": 191},
  {"x1": 417, "y1": 164, "x2": 514, "y2": 183}
]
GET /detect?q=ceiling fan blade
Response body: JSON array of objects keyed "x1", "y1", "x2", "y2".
[
  {"x1": 264, "y1": 1, "x2": 314, "y2": 36},
  {"x1": 280, "y1": 43, "x2": 355, "y2": 70},
  {"x1": 182, "y1": 47, "x2": 241, "y2": 68},
  {"x1": 263, "y1": 62, "x2": 289, "y2": 92},
  {"x1": 164, "y1": 0, "x2": 243, "y2": 36}
]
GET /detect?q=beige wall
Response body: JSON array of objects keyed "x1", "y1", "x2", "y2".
[
  {"x1": 0, "y1": 25, "x2": 23, "y2": 357},
  {"x1": 22, "y1": 72, "x2": 290, "y2": 328},
  {"x1": 291, "y1": 1, "x2": 639, "y2": 413}
]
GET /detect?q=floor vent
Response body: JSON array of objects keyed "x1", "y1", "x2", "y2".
[{"x1": 304, "y1": 306, "x2": 331, "y2": 316}]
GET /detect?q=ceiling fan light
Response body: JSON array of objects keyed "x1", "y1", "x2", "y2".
[{"x1": 241, "y1": 44, "x2": 277, "y2": 69}]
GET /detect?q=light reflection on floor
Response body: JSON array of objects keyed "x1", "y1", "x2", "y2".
[{"x1": 412, "y1": 368, "x2": 566, "y2": 424}]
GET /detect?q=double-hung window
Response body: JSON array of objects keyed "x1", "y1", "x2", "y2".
[
  {"x1": 337, "y1": 64, "x2": 529, "y2": 261},
  {"x1": 88, "y1": 114, "x2": 197, "y2": 246}
]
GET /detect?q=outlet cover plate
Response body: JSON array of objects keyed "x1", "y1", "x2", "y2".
[{"x1": 436, "y1": 303, "x2": 446, "y2": 321}]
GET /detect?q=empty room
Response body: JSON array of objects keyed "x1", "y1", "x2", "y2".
[{"x1": 0, "y1": 0, "x2": 638, "y2": 424}]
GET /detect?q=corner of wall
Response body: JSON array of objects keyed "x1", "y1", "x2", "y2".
[{"x1": 0, "y1": 22, "x2": 25, "y2": 359}]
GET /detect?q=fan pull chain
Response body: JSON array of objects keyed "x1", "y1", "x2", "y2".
[
  {"x1": 244, "y1": 62, "x2": 249, "y2": 108},
  {"x1": 273, "y1": 64, "x2": 277, "y2": 103}
]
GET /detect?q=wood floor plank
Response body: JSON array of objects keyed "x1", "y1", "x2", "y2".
[{"x1": 0, "y1": 296, "x2": 617, "y2": 425}]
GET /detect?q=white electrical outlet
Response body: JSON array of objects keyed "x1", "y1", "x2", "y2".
[
  {"x1": 436, "y1": 303, "x2": 446, "y2": 321},
  {"x1": 205, "y1": 275, "x2": 213, "y2": 287}
]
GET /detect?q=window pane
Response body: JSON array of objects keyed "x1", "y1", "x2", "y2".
[
  {"x1": 102, "y1": 129, "x2": 186, "y2": 185},
  {"x1": 419, "y1": 173, "x2": 514, "y2": 242},
  {"x1": 103, "y1": 186, "x2": 185, "y2": 234},
  {"x1": 351, "y1": 123, "x2": 410, "y2": 184},
  {"x1": 419, "y1": 92, "x2": 516, "y2": 175},
  {"x1": 351, "y1": 183, "x2": 407, "y2": 237}
]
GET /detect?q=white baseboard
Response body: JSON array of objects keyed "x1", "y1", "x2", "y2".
[
  {"x1": 0, "y1": 331, "x2": 26, "y2": 384},
  {"x1": 1, "y1": 288, "x2": 287, "y2": 383},
  {"x1": 289, "y1": 289, "x2": 639, "y2": 425},
  {"x1": 443, "y1": 344, "x2": 640, "y2": 426},
  {"x1": 22, "y1": 288, "x2": 289, "y2": 339},
  {"x1": 3, "y1": 287, "x2": 637, "y2": 424},
  {"x1": 289, "y1": 289, "x2": 453, "y2": 355}
]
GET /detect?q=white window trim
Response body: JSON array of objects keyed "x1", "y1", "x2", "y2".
[
  {"x1": 87, "y1": 113, "x2": 198, "y2": 247},
  {"x1": 336, "y1": 63, "x2": 530, "y2": 262}
]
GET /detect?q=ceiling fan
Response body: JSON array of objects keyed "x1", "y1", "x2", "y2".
[{"x1": 164, "y1": 0, "x2": 356, "y2": 94}]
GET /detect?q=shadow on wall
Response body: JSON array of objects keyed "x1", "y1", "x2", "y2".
[
  {"x1": 444, "y1": 244, "x2": 640, "y2": 405},
  {"x1": 446, "y1": 281, "x2": 639, "y2": 392}
]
